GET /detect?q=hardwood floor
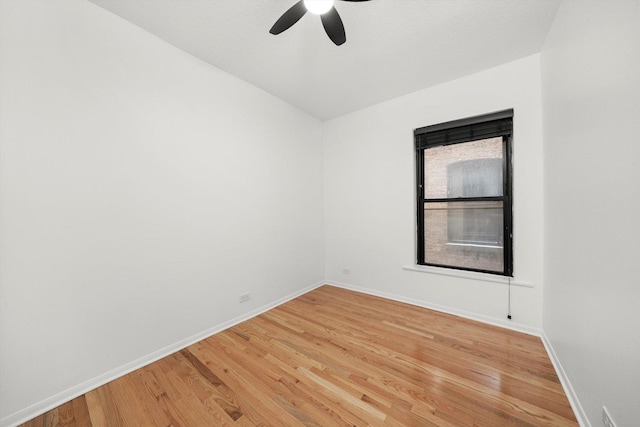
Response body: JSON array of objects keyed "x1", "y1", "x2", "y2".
[{"x1": 21, "y1": 285, "x2": 577, "y2": 426}]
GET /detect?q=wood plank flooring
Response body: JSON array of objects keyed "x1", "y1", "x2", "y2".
[{"x1": 21, "y1": 285, "x2": 577, "y2": 426}]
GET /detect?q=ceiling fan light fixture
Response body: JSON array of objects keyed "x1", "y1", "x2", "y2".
[
  {"x1": 271, "y1": 0, "x2": 370, "y2": 46},
  {"x1": 303, "y1": 0, "x2": 335, "y2": 15}
]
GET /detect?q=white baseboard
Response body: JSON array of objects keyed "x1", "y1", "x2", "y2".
[
  {"x1": 541, "y1": 332, "x2": 591, "y2": 427},
  {"x1": 325, "y1": 280, "x2": 542, "y2": 336},
  {"x1": 0, "y1": 280, "x2": 325, "y2": 427}
]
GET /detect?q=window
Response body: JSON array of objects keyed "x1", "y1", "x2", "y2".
[{"x1": 414, "y1": 110, "x2": 513, "y2": 276}]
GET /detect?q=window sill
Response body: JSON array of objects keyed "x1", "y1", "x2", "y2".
[
  {"x1": 445, "y1": 242, "x2": 502, "y2": 249},
  {"x1": 402, "y1": 264, "x2": 534, "y2": 288}
]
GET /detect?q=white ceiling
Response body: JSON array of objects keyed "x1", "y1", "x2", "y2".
[{"x1": 87, "y1": 0, "x2": 560, "y2": 120}]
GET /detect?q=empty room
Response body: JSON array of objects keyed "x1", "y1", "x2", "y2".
[{"x1": 0, "y1": 0, "x2": 638, "y2": 426}]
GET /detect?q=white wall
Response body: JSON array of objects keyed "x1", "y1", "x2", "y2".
[
  {"x1": 541, "y1": 1, "x2": 640, "y2": 426},
  {"x1": 323, "y1": 54, "x2": 544, "y2": 332},
  {"x1": 0, "y1": 0, "x2": 323, "y2": 423}
]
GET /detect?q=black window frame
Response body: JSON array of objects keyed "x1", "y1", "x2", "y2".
[{"x1": 414, "y1": 109, "x2": 514, "y2": 276}]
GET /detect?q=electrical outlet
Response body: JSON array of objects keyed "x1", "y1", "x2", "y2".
[
  {"x1": 239, "y1": 293, "x2": 250, "y2": 303},
  {"x1": 602, "y1": 406, "x2": 617, "y2": 427},
  {"x1": 342, "y1": 268, "x2": 350, "y2": 275}
]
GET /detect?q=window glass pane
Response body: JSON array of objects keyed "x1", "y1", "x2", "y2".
[
  {"x1": 424, "y1": 201, "x2": 504, "y2": 273},
  {"x1": 424, "y1": 137, "x2": 503, "y2": 199}
]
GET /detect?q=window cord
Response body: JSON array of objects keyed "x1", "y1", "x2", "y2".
[{"x1": 507, "y1": 277, "x2": 512, "y2": 320}]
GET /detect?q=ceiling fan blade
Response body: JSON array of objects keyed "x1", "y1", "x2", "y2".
[
  {"x1": 270, "y1": 0, "x2": 307, "y2": 35},
  {"x1": 321, "y1": 7, "x2": 346, "y2": 46}
]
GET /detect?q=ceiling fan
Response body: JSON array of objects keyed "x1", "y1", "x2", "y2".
[{"x1": 270, "y1": 0, "x2": 371, "y2": 46}]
